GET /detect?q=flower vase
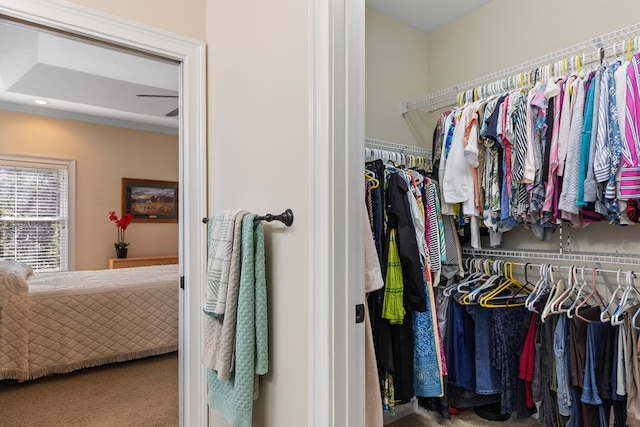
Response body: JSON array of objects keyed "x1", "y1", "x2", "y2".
[{"x1": 115, "y1": 245, "x2": 128, "y2": 259}]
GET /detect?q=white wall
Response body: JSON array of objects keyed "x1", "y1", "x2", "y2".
[
  {"x1": 66, "y1": 0, "x2": 205, "y2": 40},
  {"x1": 206, "y1": 1, "x2": 309, "y2": 426},
  {"x1": 365, "y1": 6, "x2": 429, "y2": 147}
]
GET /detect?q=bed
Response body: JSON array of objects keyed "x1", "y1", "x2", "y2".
[{"x1": 0, "y1": 260, "x2": 179, "y2": 381}]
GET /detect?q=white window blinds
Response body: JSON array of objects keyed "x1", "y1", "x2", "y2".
[{"x1": 0, "y1": 156, "x2": 74, "y2": 271}]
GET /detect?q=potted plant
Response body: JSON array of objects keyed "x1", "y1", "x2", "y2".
[{"x1": 109, "y1": 211, "x2": 134, "y2": 258}]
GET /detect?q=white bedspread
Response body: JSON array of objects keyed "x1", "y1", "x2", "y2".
[{"x1": 0, "y1": 263, "x2": 178, "y2": 381}]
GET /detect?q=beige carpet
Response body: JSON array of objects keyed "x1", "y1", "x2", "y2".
[
  {"x1": 0, "y1": 352, "x2": 178, "y2": 427},
  {"x1": 386, "y1": 406, "x2": 541, "y2": 427}
]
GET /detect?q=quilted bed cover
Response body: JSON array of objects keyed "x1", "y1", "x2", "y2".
[{"x1": 0, "y1": 263, "x2": 179, "y2": 381}]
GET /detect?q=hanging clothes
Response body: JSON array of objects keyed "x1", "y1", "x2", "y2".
[
  {"x1": 364, "y1": 156, "x2": 450, "y2": 413},
  {"x1": 444, "y1": 257, "x2": 640, "y2": 427},
  {"x1": 432, "y1": 54, "x2": 640, "y2": 248}
]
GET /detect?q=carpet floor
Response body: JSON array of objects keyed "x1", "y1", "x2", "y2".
[
  {"x1": 0, "y1": 352, "x2": 178, "y2": 427},
  {"x1": 386, "y1": 406, "x2": 541, "y2": 427}
]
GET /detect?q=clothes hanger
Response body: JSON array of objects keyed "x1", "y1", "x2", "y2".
[
  {"x1": 524, "y1": 264, "x2": 544, "y2": 311},
  {"x1": 458, "y1": 258, "x2": 496, "y2": 301},
  {"x1": 611, "y1": 270, "x2": 640, "y2": 326},
  {"x1": 541, "y1": 267, "x2": 565, "y2": 322},
  {"x1": 574, "y1": 268, "x2": 606, "y2": 324},
  {"x1": 551, "y1": 265, "x2": 573, "y2": 313},
  {"x1": 566, "y1": 266, "x2": 589, "y2": 319},
  {"x1": 447, "y1": 258, "x2": 486, "y2": 297},
  {"x1": 463, "y1": 259, "x2": 504, "y2": 305},
  {"x1": 364, "y1": 170, "x2": 379, "y2": 190},
  {"x1": 479, "y1": 261, "x2": 532, "y2": 308},
  {"x1": 444, "y1": 258, "x2": 475, "y2": 297},
  {"x1": 477, "y1": 260, "x2": 515, "y2": 307},
  {"x1": 600, "y1": 270, "x2": 625, "y2": 323},
  {"x1": 525, "y1": 264, "x2": 551, "y2": 312},
  {"x1": 510, "y1": 262, "x2": 535, "y2": 305}
]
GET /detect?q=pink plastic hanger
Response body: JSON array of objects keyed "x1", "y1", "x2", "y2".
[{"x1": 574, "y1": 268, "x2": 605, "y2": 324}]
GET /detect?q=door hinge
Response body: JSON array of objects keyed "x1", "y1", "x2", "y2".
[
  {"x1": 355, "y1": 303, "x2": 365, "y2": 324},
  {"x1": 180, "y1": 276, "x2": 184, "y2": 290}
]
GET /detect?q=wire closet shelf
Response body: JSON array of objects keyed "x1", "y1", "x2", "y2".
[
  {"x1": 365, "y1": 137, "x2": 432, "y2": 169},
  {"x1": 401, "y1": 22, "x2": 640, "y2": 114},
  {"x1": 365, "y1": 138, "x2": 431, "y2": 158},
  {"x1": 461, "y1": 247, "x2": 640, "y2": 268}
]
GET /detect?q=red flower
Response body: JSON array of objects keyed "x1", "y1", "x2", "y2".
[{"x1": 109, "y1": 211, "x2": 134, "y2": 248}]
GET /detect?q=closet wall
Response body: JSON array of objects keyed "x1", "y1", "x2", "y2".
[
  {"x1": 365, "y1": 6, "x2": 429, "y2": 146},
  {"x1": 427, "y1": 0, "x2": 640, "y2": 93},
  {"x1": 421, "y1": 0, "x2": 640, "y2": 253}
]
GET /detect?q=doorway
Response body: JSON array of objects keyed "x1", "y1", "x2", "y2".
[{"x1": 0, "y1": 2, "x2": 207, "y2": 426}]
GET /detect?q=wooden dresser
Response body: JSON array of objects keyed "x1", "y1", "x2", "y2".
[{"x1": 108, "y1": 255, "x2": 179, "y2": 269}]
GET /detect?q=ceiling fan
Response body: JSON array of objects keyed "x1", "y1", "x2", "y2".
[{"x1": 136, "y1": 94, "x2": 179, "y2": 117}]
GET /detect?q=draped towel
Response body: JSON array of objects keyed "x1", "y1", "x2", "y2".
[
  {"x1": 205, "y1": 209, "x2": 242, "y2": 317},
  {"x1": 208, "y1": 214, "x2": 268, "y2": 427},
  {"x1": 203, "y1": 210, "x2": 248, "y2": 376}
]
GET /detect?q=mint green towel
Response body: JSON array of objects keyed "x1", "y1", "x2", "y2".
[{"x1": 208, "y1": 214, "x2": 268, "y2": 427}]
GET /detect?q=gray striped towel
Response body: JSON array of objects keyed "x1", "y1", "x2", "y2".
[{"x1": 204, "y1": 209, "x2": 242, "y2": 317}]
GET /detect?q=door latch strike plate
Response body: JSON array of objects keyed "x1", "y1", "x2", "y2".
[{"x1": 355, "y1": 304, "x2": 365, "y2": 324}]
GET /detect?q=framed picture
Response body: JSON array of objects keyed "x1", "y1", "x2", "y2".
[{"x1": 122, "y1": 178, "x2": 178, "y2": 223}]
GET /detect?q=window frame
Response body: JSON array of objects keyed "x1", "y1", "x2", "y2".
[{"x1": 0, "y1": 154, "x2": 76, "y2": 271}]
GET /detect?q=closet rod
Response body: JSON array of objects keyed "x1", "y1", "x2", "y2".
[
  {"x1": 202, "y1": 209, "x2": 294, "y2": 227},
  {"x1": 401, "y1": 22, "x2": 640, "y2": 114},
  {"x1": 464, "y1": 258, "x2": 637, "y2": 279},
  {"x1": 461, "y1": 247, "x2": 640, "y2": 267}
]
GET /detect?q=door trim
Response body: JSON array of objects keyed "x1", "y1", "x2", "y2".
[
  {"x1": 308, "y1": 0, "x2": 365, "y2": 425},
  {"x1": 0, "y1": 1, "x2": 208, "y2": 426}
]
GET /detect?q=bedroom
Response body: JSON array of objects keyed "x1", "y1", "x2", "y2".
[
  {"x1": 0, "y1": 16, "x2": 181, "y2": 424},
  {"x1": 0, "y1": 113, "x2": 179, "y2": 270}
]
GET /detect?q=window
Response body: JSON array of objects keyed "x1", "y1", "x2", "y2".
[{"x1": 0, "y1": 155, "x2": 75, "y2": 271}]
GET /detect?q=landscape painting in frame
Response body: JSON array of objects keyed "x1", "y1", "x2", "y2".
[{"x1": 122, "y1": 178, "x2": 178, "y2": 223}]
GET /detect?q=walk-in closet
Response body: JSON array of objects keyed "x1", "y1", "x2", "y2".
[{"x1": 364, "y1": 1, "x2": 640, "y2": 426}]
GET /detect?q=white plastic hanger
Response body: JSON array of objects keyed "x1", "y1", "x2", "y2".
[
  {"x1": 600, "y1": 270, "x2": 625, "y2": 323},
  {"x1": 611, "y1": 271, "x2": 640, "y2": 326},
  {"x1": 525, "y1": 264, "x2": 552, "y2": 312},
  {"x1": 551, "y1": 265, "x2": 577, "y2": 314}
]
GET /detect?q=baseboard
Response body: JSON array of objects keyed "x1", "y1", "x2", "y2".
[{"x1": 383, "y1": 398, "x2": 418, "y2": 425}]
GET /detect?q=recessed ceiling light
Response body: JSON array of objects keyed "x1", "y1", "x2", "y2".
[{"x1": 34, "y1": 99, "x2": 48, "y2": 105}]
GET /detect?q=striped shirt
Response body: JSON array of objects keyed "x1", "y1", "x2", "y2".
[{"x1": 620, "y1": 53, "x2": 640, "y2": 199}]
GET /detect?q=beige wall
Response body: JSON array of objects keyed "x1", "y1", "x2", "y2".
[
  {"x1": 0, "y1": 111, "x2": 179, "y2": 270},
  {"x1": 365, "y1": 6, "x2": 429, "y2": 147},
  {"x1": 32, "y1": 1, "x2": 311, "y2": 425},
  {"x1": 206, "y1": 1, "x2": 309, "y2": 426},
  {"x1": 65, "y1": 0, "x2": 206, "y2": 41},
  {"x1": 8, "y1": 1, "x2": 311, "y2": 426},
  {"x1": 428, "y1": 0, "x2": 640, "y2": 92},
  {"x1": 425, "y1": 0, "x2": 640, "y2": 252}
]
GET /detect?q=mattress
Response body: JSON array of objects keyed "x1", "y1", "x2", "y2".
[{"x1": 0, "y1": 263, "x2": 179, "y2": 381}]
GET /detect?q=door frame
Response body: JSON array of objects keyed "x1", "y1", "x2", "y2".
[
  {"x1": 308, "y1": 0, "x2": 366, "y2": 426},
  {"x1": 0, "y1": 1, "x2": 208, "y2": 426}
]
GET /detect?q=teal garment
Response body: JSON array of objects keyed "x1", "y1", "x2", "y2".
[
  {"x1": 577, "y1": 74, "x2": 597, "y2": 207},
  {"x1": 208, "y1": 214, "x2": 268, "y2": 427}
]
